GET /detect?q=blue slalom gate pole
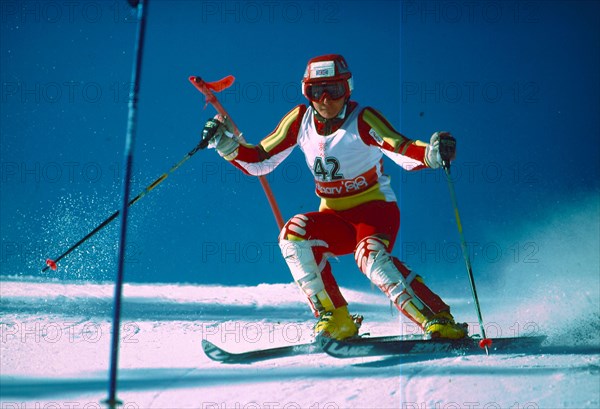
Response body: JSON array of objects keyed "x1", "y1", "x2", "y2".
[{"x1": 106, "y1": 0, "x2": 149, "y2": 407}]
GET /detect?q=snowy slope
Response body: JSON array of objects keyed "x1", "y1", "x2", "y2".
[{"x1": 1, "y1": 277, "x2": 598, "y2": 409}]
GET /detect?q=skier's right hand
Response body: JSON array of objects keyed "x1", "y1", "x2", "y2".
[{"x1": 202, "y1": 115, "x2": 239, "y2": 160}]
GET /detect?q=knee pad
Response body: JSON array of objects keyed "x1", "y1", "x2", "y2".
[{"x1": 279, "y1": 214, "x2": 310, "y2": 241}]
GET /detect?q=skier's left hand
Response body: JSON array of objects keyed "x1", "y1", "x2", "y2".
[{"x1": 425, "y1": 131, "x2": 456, "y2": 169}]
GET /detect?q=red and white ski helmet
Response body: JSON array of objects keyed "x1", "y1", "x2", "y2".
[{"x1": 302, "y1": 54, "x2": 353, "y2": 101}]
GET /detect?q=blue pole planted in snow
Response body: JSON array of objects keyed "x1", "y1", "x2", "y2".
[{"x1": 106, "y1": 0, "x2": 149, "y2": 407}]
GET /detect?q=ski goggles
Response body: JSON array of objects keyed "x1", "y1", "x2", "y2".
[{"x1": 304, "y1": 81, "x2": 348, "y2": 102}]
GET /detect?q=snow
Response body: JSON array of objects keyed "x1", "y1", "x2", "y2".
[{"x1": 1, "y1": 277, "x2": 598, "y2": 409}]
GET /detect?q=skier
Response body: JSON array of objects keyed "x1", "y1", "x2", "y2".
[{"x1": 202, "y1": 54, "x2": 468, "y2": 341}]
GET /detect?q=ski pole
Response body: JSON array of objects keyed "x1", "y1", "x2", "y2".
[
  {"x1": 42, "y1": 138, "x2": 206, "y2": 272},
  {"x1": 442, "y1": 160, "x2": 491, "y2": 354},
  {"x1": 189, "y1": 75, "x2": 285, "y2": 229},
  {"x1": 42, "y1": 76, "x2": 241, "y2": 273}
]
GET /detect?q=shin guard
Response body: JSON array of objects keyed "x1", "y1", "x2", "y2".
[
  {"x1": 279, "y1": 214, "x2": 347, "y2": 315},
  {"x1": 355, "y1": 236, "x2": 449, "y2": 327}
]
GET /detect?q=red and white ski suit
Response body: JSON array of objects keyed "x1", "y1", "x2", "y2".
[{"x1": 224, "y1": 101, "x2": 450, "y2": 326}]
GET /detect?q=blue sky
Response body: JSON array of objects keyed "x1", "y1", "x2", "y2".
[{"x1": 1, "y1": 1, "x2": 599, "y2": 295}]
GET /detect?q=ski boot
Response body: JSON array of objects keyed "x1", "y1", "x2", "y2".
[
  {"x1": 424, "y1": 311, "x2": 469, "y2": 339},
  {"x1": 314, "y1": 306, "x2": 362, "y2": 340}
]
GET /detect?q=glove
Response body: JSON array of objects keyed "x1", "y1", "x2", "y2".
[
  {"x1": 425, "y1": 131, "x2": 456, "y2": 169},
  {"x1": 201, "y1": 114, "x2": 239, "y2": 160}
]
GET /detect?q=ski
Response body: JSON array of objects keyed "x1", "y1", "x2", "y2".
[
  {"x1": 319, "y1": 334, "x2": 548, "y2": 359},
  {"x1": 202, "y1": 335, "x2": 548, "y2": 363},
  {"x1": 202, "y1": 339, "x2": 321, "y2": 364}
]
